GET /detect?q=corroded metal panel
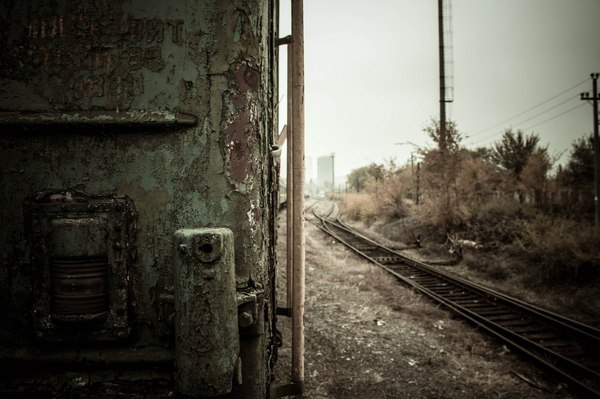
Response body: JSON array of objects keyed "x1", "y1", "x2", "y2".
[
  {"x1": 28, "y1": 192, "x2": 133, "y2": 341},
  {"x1": 0, "y1": 0, "x2": 277, "y2": 397},
  {"x1": 0, "y1": 1, "x2": 186, "y2": 111}
]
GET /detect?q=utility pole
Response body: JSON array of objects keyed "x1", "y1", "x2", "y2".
[
  {"x1": 581, "y1": 73, "x2": 600, "y2": 227},
  {"x1": 410, "y1": 153, "x2": 415, "y2": 201},
  {"x1": 395, "y1": 141, "x2": 420, "y2": 204},
  {"x1": 416, "y1": 162, "x2": 421, "y2": 205}
]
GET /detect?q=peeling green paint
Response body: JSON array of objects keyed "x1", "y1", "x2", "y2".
[
  {"x1": 221, "y1": 197, "x2": 230, "y2": 214},
  {"x1": 0, "y1": 0, "x2": 278, "y2": 397}
]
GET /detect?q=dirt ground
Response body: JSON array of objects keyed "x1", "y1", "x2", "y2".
[{"x1": 272, "y1": 202, "x2": 576, "y2": 398}]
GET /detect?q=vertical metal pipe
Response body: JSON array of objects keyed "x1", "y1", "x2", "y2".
[
  {"x1": 291, "y1": 0, "x2": 305, "y2": 384},
  {"x1": 286, "y1": 43, "x2": 294, "y2": 309}
]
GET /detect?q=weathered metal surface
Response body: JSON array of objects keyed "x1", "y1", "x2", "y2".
[
  {"x1": 174, "y1": 228, "x2": 239, "y2": 397},
  {"x1": 0, "y1": 0, "x2": 278, "y2": 397},
  {"x1": 28, "y1": 193, "x2": 133, "y2": 341},
  {"x1": 51, "y1": 256, "x2": 109, "y2": 317},
  {"x1": 1, "y1": 2, "x2": 184, "y2": 111},
  {"x1": 0, "y1": 110, "x2": 197, "y2": 129}
]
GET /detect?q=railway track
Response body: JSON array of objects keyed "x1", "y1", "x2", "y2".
[{"x1": 311, "y1": 210, "x2": 600, "y2": 398}]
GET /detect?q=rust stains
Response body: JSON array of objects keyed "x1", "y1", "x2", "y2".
[
  {"x1": 221, "y1": 62, "x2": 261, "y2": 186},
  {"x1": 234, "y1": 64, "x2": 260, "y2": 93},
  {"x1": 225, "y1": 111, "x2": 252, "y2": 183}
]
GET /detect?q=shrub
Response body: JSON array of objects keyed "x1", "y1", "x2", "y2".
[
  {"x1": 464, "y1": 196, "x2": 545, "y2": 245},
  {"x1": 341, "y1": 193, "x2": 379, "y2": 223},
  {"x1": 376, "y1": 173, "x2": 409, "y2": 220},
  {"x1": 520, "y1": 216, "x2": 600, "y2": 284},
  {"x1": 416, "y1": 192, "x2": 471, "y2": 234}
]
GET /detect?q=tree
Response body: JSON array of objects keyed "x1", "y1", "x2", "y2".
[
  {"x1": 419, "y1": 118, "x2": 468, "y2": 229},
  {"x1": 520, "y1": 150, "x2": 552, "y2": 209},
  {"x1": 422, "y1": 118, "x2": 462, "y2": 155},
  {"x1": 521, "y1": 151, "x2": 551, "y2": 190},
  {"x1": 420, "y1": 118, "x2": 463, "y2": 187},
  {"x1": 491, "y1": 129, "x2": 547, "y2": 180},
  {"x1": 558, "y1": 135, "x2": 594, "y2": 190},
  {"x1": 455, "y1": 149, "x2": 501, "y2": 202},
  {"x1": 556, "y1": 135, "x2": 595, "y2": 216},
  {"x1": 347, "y1": 163, "x2": 384, "y2": 192}
]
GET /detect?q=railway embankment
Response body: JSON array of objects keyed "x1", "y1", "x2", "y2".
[{"x1": 273, "y1": 203, "x2": 575, "y2": 398}]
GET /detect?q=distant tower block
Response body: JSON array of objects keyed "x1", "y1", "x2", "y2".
[{"x1": 317, "y1": 154, "x2": 335, "y2": 193}]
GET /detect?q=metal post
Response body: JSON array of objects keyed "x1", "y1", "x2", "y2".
[
  {"x1": 286, "y1": 43, "x2": 294, "y2": 309},
  {"x1": 291, "y1": 0, "x2": 305, "y2": 385},
  {"x1": 416, "y1": 162, "x2": 421, "y2": 205},
  {"x1": 410, "y1": 153, "x2": 415, "y2": 201}
]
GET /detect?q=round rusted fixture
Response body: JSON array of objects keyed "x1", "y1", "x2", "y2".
[{"x1": 193, "y1": 233, "x2": 223, "y2": 263}]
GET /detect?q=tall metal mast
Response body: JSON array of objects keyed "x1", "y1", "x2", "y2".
[{"x1": 438, "y1": 0, "x2": 454, "y2": 152}]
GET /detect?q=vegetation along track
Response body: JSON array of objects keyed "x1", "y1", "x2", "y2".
[{"x1": 309, "y1": 207, "x2": 600, "y2": 398}]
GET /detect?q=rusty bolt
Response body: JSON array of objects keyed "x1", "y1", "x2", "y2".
[
  {"x1": 178, "y1": 244, "x2": 188, "y2": 255},
  {"x1": 238, "y1": 311, "x2": 254, "y2": 328},
  {"x1": 193, "y1": 233, "x2": 222, "y2": 263}
]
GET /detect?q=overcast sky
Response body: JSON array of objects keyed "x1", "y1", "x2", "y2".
[{"x1": 278, "y1": 0, "x2": 600, "y2": 182}]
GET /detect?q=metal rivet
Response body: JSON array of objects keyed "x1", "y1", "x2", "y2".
[
  {"x1": 178, "y1": 244, "x2": 188, "y2": 255},
  {"x1": 238, "y1": 311, "x2": 254, "y2": 328}
]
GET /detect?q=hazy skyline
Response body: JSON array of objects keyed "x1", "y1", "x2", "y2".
[{"x1": 278, "y1": 0, "x2": 600, "y2": 182}]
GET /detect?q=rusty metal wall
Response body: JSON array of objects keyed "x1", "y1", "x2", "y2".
[{"x1": 0, "y1": 0, "x2": 277, "y2": 397}]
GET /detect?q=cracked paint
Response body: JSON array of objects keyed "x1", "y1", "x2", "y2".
[{"x1": 0, "y1": 0, "x2": 277, "y2": 397}]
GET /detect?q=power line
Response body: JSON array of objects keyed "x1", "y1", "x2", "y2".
[
  {"x1": 511, "y1": 93, "x2": 580, "y2": 129},
  {"x1": 470, "y1": 101, "x2": 586, "y2": 146},
  {"x1": 470, "y1": 78, "x2": 590, "y2": 138},
  {"x1": 520, "y1": 102, "x2": 587, "y2": 131}
]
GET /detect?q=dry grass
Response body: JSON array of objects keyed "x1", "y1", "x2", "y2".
[
  {"x1": 340, "y1": 193, "x2": 379, "y2": 222},
  {"x1": 274, "y1": 209, "x2": 573, "y2": 398},
  {"x1": 340, "y1": 189, "x2": 408, "y2": 224},
  {"x1": 520, "y1": 216, "x2": 600, "y2": 282},
  {"x1": 394, "y1": 190, "x2": 600, "y2": 327}
]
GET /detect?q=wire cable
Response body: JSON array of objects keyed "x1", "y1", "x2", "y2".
[
  {"x1": 511, "y1": 93, "x2": 580, "y2": 128},
  {"x1": 469, "y1": 101, "x2": 586, "y2": 146},
  {"x1": 469, "y1": 78, "x2": 589, "y2": 138},
  {"x1": 519, "y1": 102, "x2": 587, "y2": 132}
]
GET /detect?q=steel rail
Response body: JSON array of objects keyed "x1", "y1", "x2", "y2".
[
  {"x1": 332, "y1": 217, "x2": 600, "y2": 345},
  {"x1": 311, "y1": 211, "x2": 600, "y2": 398}
]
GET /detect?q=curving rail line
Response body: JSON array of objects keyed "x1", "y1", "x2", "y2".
[{"x1": 311, "y1": 209, "x2": 600, "y2": 398}]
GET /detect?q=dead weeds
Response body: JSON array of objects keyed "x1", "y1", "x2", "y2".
[{"x1": 273, "y1": 207, "x2": 574, "y2": 398}]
